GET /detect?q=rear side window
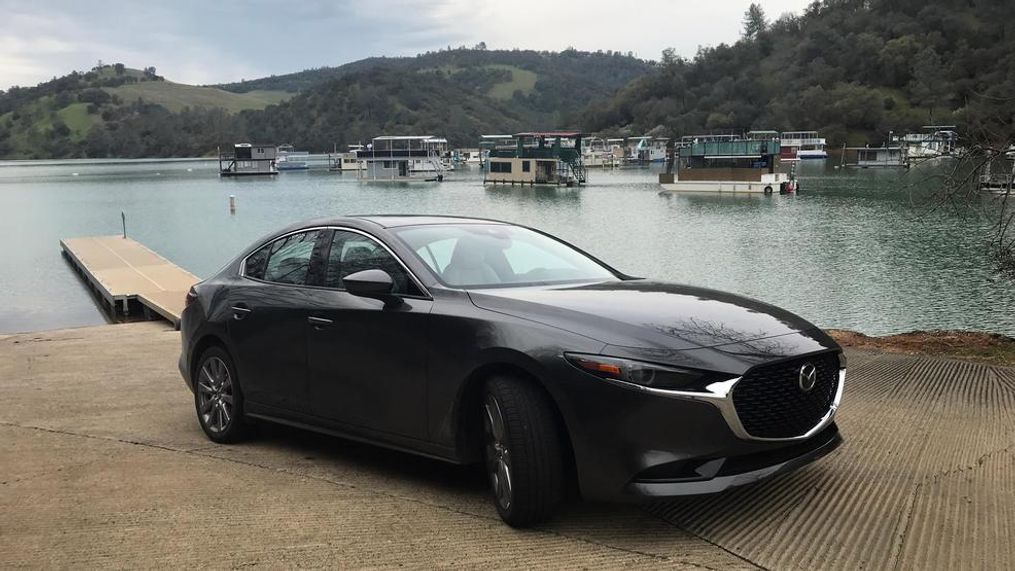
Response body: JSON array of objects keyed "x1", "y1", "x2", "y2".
[{"x1": 244, "y1": 230, "x2": 321, "y2": 285}]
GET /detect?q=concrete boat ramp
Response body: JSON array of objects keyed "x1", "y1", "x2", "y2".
[
  {"x1": 1, "y1": 320, "x2": 1012, "y2": 568},
  {"x1": 60, "y1": 235, "x2": 198, "y2": 327}
]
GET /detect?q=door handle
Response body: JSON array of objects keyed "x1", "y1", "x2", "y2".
[
  {"x1": 231, "y1": 304, "x2": 252, "y2": 320},
  {"x1": 308, "y1": 316, "x2": 333, "y2": 328}
]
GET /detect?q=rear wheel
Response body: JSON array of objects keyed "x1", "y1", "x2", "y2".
[
  {"x1": 194, "y1": 347, "x2": 250, "y2": 443},
  {"x1": 482, "y1": 376, "x2": 565, "y2": 527}
]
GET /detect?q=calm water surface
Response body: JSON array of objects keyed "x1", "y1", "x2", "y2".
[{"x1": 0, "y1": 159, "x2": 1011, "y2": 335}]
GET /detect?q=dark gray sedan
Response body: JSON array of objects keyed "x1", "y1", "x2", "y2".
[{"x1": 179, "y1": 215, "x2": 844, "y2": 527}]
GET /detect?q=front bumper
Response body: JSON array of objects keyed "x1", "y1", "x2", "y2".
[
  {"x1": 625, "y1": 423, "x2": 842, "y2": 498},
  {"x1": 544, "y1": 357, "x2": 845, "y2": 502}
]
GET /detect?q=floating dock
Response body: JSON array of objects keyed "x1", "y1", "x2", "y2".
[{"x1": 60, "y1": 236, "x2": 198, "y2": 328}]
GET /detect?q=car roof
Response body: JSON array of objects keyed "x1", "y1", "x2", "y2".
[{"x1": 346, "y1": 215, "x2": 510, "y2": 229}]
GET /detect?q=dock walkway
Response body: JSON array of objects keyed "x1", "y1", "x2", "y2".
[{"x1": 60, "y1": 236, "x2": 198, "y2": 327}]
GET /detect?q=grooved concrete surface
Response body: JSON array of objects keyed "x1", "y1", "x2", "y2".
[{"x1": 1, "y1": 322, "x2": 1012, "y2": 569}]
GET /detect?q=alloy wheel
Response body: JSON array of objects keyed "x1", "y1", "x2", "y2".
[
  {"x1": 197, "y1": 356, "x2": 234, "y2": 433},
  {"x1": 484, "y1": 395, "x2": 513, "y2": 510}
]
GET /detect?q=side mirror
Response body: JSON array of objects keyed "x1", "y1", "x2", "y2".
[{"x1": 343, "y1": 269, "x2": 400, "y2": 305}]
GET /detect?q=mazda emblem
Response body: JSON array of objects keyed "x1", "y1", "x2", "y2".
[{"x1": 798, "y1": 363, "x2": 817, "y2": 392}]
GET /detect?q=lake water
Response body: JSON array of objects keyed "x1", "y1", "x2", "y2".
[{"x1": 0, "y1": 159, "x2": 1011, "y2": 335}]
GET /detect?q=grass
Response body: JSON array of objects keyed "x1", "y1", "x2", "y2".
[
  {"x1": 106, "y1": 82, "x2": 292, "y2": 113},
  {"x1": 417, "y1": 64, "x2": 539, "y2": 101},
  {"x1": 56, "y1": 103, "x2": 99, "y2": 140},
  {"x1": 829, "y1": 329, "x2": 1015, "y2": 367},
  {"x1": 485, "y1": 65, "x2": 538, "y2": 100}
]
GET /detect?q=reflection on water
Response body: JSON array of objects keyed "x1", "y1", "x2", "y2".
[{"x1": 0, "y1": 159, "x2": 1012, "y2": 335}]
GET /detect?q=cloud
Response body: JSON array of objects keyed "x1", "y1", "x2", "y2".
[{"x1": 0, "y1": 0, "x2": 811, "y2": 90}]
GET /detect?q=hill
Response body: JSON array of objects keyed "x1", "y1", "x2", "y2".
[
  {"x1": 0, "y1": 50, "x2": 652, "y2": 158},
  {"x1": 238, "y1": 49, "x2": 654, "y2": 150},
  {"x1": 578, "y1": 0, "x2": 1015, "y2": 146},
  {"x1": 0, "y1": 65, "x2": 291, "y2": 158}
]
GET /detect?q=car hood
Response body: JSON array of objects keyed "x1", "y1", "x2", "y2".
[{"x1": 467, "y1": 280, "x2": 824, "y2": 352}]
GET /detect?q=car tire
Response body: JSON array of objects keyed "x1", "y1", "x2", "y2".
[
  {"x1": 193, "y1": 346, "x2": 251, "y2": 444},
  {"x1": 482, "y1": 375, "x2": 565, "y2": 527}
]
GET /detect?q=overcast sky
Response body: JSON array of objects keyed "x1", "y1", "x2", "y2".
[{"x1": 1, "y1": 0, "x2": 811, "y2": 90}]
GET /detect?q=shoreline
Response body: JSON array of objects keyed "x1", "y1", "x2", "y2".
[{"x1": 828, "y1": 329, "x2": 1015, "y2": 367}]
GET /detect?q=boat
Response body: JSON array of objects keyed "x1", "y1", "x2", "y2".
[
  {"x1": 626, "y1": 136, "x2": 669, "y2": 163},
  {"x1": 777, "y1": 131, "x2": 828, "y2": 160},
  {"x1": 453, "y1": 148, "x2": 482, "y2": 164},
  {"x1": 479, "y1": 135, "x2": 514, "y2": 166},
  {"x1": 978, "y1": 151, "x2": 1014, "y2": 194},
  {"x1": 902, "y1": 126, "x2": 959, "y2": 162},
  {"x1": 844, "y1": 144, "x2": 908, "y2": 168},
  {"x1": 218, "y1": 143, "x2": 278, "y2": 177},
  {"x1": 658, "y1": 133, "x2": 795, "y2": 193},
  {"x1": 355, "y1": 136, "x2": 448, "y2": 182},
  {"x1": 328, "y1": 144, "x2": 365, "y2": 172},
  {"x1": 581, "y1": 136, "x2": 623, "y2": 168},
  {"x1": 276, "y1": 144, "x2": 310, "y2": 171},
  {"x1": 484, "y1": 132, "x2": 587, "y2": 186}
]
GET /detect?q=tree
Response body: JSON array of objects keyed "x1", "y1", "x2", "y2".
[
  {"x1": 661, "y1": 47, "x2": 678, "y2": 67},
  {"x1": 742, "y1": 3, "x2": 767, "y2": 40},
  {"x1": 114, "y1": 63, "x2": 126, "y2": 75}
]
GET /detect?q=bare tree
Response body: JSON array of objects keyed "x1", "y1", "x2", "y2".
[{"x1": 919, "y1": 119, "x2": 1014, "y2": 278}]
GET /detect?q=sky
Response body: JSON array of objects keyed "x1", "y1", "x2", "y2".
[{"x1": 0, "y1": 0, "x2": 812, "y2": 90}]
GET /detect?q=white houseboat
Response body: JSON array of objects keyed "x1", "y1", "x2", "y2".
[
  {"x1": 658, "y1": 135, "x2": 795, "y2": 194},
  {"x1": 582, "y1": 136, "x2": 623, "y2": 168},
  {"x1": 845, "y1": 145, "x2": 909, "y2": 168},
  {"x1": 485, "y1": 132, "x2": 587, "y2": 186},
  {"x1": 355, "y1": 136, "x2": 448, "y2": 182},
  {"x1": 453, "y1": 148, "x2": 482, "y2": 164},
  {"x1": 902, "y1": 126, "x2": 958, "y2": 161},
  {"x1": 627, "y1": 136, "x2": 669, "y2": 163},
  {"x1": 328, "y1": 144, "x2": 365, "y2": 172},
  {"x1": 276, "y1": 144, "x2": 310, "y2": 171},
  {"x1": 219, "y1": 144, "x2": 278, "y2": 177},
  {"x1": 778, "y1": 131, "x2": 828, "y2": 160}
]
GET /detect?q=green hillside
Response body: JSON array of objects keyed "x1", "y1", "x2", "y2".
[
  {"x1": 107, "y1": 82, "x2": 289, "y2": 113},
  {"x1": 578, "y1": 0, "x2": 1015, "y2": 146},
  {"x1": 0, "y1": 65, "x2": 290, "y2": 158}
]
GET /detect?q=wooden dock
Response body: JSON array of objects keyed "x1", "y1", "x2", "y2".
[{"x1": 60, "y1": 236, "x2": 199, "y2": 328}]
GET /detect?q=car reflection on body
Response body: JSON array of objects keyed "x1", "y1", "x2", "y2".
[{"x1": 179, "y1": 215, "x2": 844, "y2": 527}]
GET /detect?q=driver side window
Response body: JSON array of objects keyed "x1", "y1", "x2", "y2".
[{"x1": 322, "y1": 230, "x2": 421, "y2": 296}]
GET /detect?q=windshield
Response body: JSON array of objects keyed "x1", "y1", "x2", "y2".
[{"x1": 392, "y1": 224, "x2": 618, "y2": 287}]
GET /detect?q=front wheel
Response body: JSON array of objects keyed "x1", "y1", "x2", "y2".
[
  {"x1": 483, "y1": 376, "x2": 565, "y2": 527},
  {"x1": 194, "y1": 347, "x2": 251, "y2": 443}
]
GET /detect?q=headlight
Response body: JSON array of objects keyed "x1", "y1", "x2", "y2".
[{"x1": 564, "y1": 353, "x2": 718, "y2": 391}]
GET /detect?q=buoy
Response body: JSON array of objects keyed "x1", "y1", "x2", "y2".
[{"x1": 229, "y1": 195, "x2": 236, "y2": 214}]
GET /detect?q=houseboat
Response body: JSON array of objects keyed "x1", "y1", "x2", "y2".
[
  {"x1": 355, "y1": 136, "x2": 447, "y2": 182},
  {"x1": 328, "y1": 144, "x2": 365, "y2": 172},
  {"x1": 844, "y1": 145, "x2": 908, "y2": 168},
  {"x1": 484, "y1": 132, "x2": 587, "y2": 186},
  {"x1": 627, "y1": 136, "x2": 669, "y2": 163},
  {"x1": 778, "y1": 131, "x2": 828, "y2": 160},
  {"x1": 453, "y1": 148, "x2": 482, "y2": 164},
  {"x1": 658, "y1": 135, "x2": 795, "y2": 193},
  {"x1": 978, "y1": 149, "x2": 1015, "y2": 194},
  {"x1": 218, "y1": 144, "x2": 278, "y2": 177},
  {"x1": 276, "y1": 144, "x2": 310, "y2": 171},
  {"x1": 582, "y1": 136, "x2": 623, "y2": 168},
  {"x1": 479, "y1": 135, "x2": 514, "y2": 166},
  {"x1": 902, "y1": 126, "x2": 959, "y2": 161}
]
